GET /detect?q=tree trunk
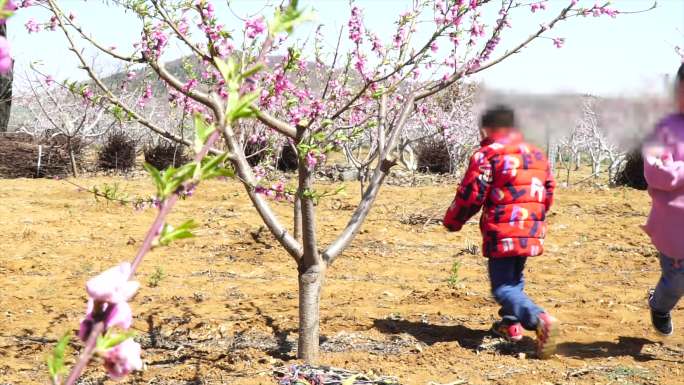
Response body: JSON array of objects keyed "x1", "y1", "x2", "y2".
[
  {"x1": 574, "y1": 152, "x2": 581, "y2": 171},
  {"x1": 297, "y1": 263, "x2": 325, "y2": 362},
  {"x1": 546, "y1": 139, "x2": 556, "y2": 176},
  {"x1": 593, "y1": 160, "x2": 601, "y2": 179},
  {"x1": 68, "y1": 139, "x2": 79, "y2": 177},
  {"x1": 590, "y1": 153, "x2": 600, "y2": 178},
  {"x1": 545, "y1": 128, "x2": 555, "y2": 175},
  {"x1": 608, "y1": 166, "x2": 613, "y2": 185},
  {"x1": 0, "y1": 24, "x2": 13, "y2": 133},
  {"x1": 608, "y1": 159, "x2": 618, "y2": 186},
  {"x1": 295, "y1": 127, "x2": 324, "y2": 362}
]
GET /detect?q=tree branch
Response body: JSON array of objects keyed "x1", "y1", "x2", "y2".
[
  {"x1": 48, "y1": 0, "x2": 144, "y2": 63},
  {"x1": 255, "y1": 109, "x2": 297, "y2": 138},
  {"x1": 323, "y1": 94, "x2": 416, "y2": 264},
  {"x1": 212, "y1": 94, "x2": 303, "y2": 261}
]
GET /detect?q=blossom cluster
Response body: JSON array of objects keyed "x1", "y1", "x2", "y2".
[
  {"x1": 78, "y1": 263, "x2": 143, "y2": 379},
  {"x1": 258, "y1": 55, "x2": 331, "y2": 126},
  {"x1": 348, "y1": 6, "x2": 364, "y2": 44},
  {"x1": 141, "y1": 23, "x2": 169, "y2": 59},
  {"x1": 254, "y1": 180, "x2": 292, "y2": 201},
  {"x1": 252, "y1": 165, "x2": 293, "y2": 201},
  {"x1": 305, "y1": 150, "x2": 326, "y2": 170},
  {"x1": 530, "y1": 1, "x2": 547, "y2": 13},
  {"x1": 580, "y1": 3, "x2": 619, "y2": 18},
  {"x1": 245, "y1": 16, "x2": 266, "y2": 39},
  {"x1": 196, "y1": 0, "x2": 234, "y2": 58},
  {"x1": 169, "y1": 87, "x2": 209, "y2": 117}
]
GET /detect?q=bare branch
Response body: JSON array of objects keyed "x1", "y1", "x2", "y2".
[
  {"x1": 323, "y1": 94, "x2": 416, "y2": 264},
  {"x1": 212, "y1": 94, "x2": 303, "y2": 261},
  {"x1": 49, "y1": 0, "x2": 144, "y2": 63},
  {"x1": 255, "y1": 109, "x2": 297, "y2": 138}
]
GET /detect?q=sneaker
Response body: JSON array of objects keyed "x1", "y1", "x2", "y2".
[
  {"x1": 491, "y1": 320, "x2": 523, "y2": 342},
  {"x1": 535, "y1": 313, "x2": 559, "y2": 359},
  {"x1": 648, "y1": 290, "x2": 673, "y2": 336}
]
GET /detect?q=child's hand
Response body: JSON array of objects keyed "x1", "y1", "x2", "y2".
[
  {"x1": 645, "y1": 155, "x2": 662, "y2": 167},
  {"x1": 643, "y1": 142, "x2": 667, "y2": 160}
]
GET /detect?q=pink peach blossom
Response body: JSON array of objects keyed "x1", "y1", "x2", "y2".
[
  {"x1": 245, "y1": 16, "x2": 266, "y2": 39},
  {"x1": 0, "y1": 37, "x2": 11, "y2": 73},
  {"x1": 78, "y1": 301, "x2": 133, "y2": 341},
  {"x1": 103, "y1": 339, "x2": 143, "y2": 379},
  {"x1": 86, "y1": 262, "x2": 139, "y2": 304}
]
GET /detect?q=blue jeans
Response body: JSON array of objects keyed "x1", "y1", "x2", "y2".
[
  {"x1": 650, "y1": 253, "x2": 684, "y2": 313},
  {"x1": 488, "y1": 257, "x2": 544, "y2": 330}
]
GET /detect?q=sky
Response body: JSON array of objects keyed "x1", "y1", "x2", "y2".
[{"x1": 7, "y1": 0, "x2": 684, "y2": 97}]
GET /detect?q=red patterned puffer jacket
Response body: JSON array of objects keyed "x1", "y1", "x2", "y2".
[{"x1": 443, "y1": 131, "x2": 556, "y2": 258}]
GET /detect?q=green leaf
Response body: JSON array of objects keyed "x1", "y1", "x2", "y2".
[
  {"x1": 144, "y1": 161, "x2": 197, "y2": 200},
  {"x1": 226, "y1": 92, "x2": 259, "y2": 123},
  {"x1": 241, "y1": 63, "x2": 265, "y2": 79},
  {"x1": 269, "y1": 1, "x2": 314, "y2": 35},
  {"x1": 286, "y1": 98, "x2": 298, "y2": 108},
  {"x1": 158, "y1": 220, "x2": 198, "y2": 246},
  {"x1": 200, "y1": 153, "x2": 227, "y2": 174},
  {"x1": 143, "y1": 162, "x2": 164, "y2": 198},
  {"x1": 96, "y1": 331, "x2": 136, "y2": 352},
  {"x1": 47, "y1": 332, "x2": 71, "y2": 381},
  {"x1": 284, "y1": 47, "x2": 301, "y2": 72},
  {"x1": 203, "y1": 167, "x2": 235, "y2": 180},
  {"x1": 109, "y1": 105, "x2": 125, "y2": 122},
  {"x1": 0, "y1": 0, "x2": 13, "y2": 19},
  {"x1": 213, "y1": 58, "x2": 233, "y2": 84},
  {"x1": 296, "y1": 143, "x2": 311, "y2": 159},
  {"x1": 194, "y1": 114, "x2": 216, "y2": 154},
  {"x1": 66, "y1": 80, "x2": 77, "y2": 94},
  {"x1": 161, "y1": 163, "x2": 195, "y2": 198},
  {"x1": 312, "y1": 132, "x2": 326, "y2": 142},
  {"x1": 199, "y1": 153, "x2": 235, "y2": 181},
  {"x1": 164, "y1": 162, "x2": 196, "y2": 197}
]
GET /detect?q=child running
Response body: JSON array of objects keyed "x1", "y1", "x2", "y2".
[
  {"x1": 643, "y1": 63, "x2": 684, "y2": 336},
  {"x1": 443, "y1": 105, "x2": 559, "y2": 358}
]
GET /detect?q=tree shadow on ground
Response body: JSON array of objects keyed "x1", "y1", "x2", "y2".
[
  {"x1": 557, "y1": 336, "x2": 681, "y2": 363},
  {"x1": 372, "y1": 318, "x2": 498, "y2": 351},
  {"x1": 253, "y1": 306, "x2": 298, "y2": 360}
]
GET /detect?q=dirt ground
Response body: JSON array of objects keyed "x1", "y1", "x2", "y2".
[{"x1": 1, "y1": 174, "x2": 683, "y2": 385}]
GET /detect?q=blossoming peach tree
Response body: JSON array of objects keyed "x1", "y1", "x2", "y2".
[
  {"x1": 11, "y1": 0, "x2": 654, "y2": 382},
  {"x1": 0, "y1": 0, "x2": 16, "y2": 73}
]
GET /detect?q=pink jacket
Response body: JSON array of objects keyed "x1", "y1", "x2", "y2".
[{"x1": 642, "y1": 113, "x2": 684, "y2": 260}]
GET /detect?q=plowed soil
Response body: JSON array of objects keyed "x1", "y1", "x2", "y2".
[{"x1": 1, "y1": 176, "x2": 682, "y2": 385}]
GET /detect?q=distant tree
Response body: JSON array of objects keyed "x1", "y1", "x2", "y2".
[
  {"x1": 0, "y1": 23, "x2": 12, "y2": 133},
  {"x1": 17, "y1": 71, "x2": 108, "y2": 176}
]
